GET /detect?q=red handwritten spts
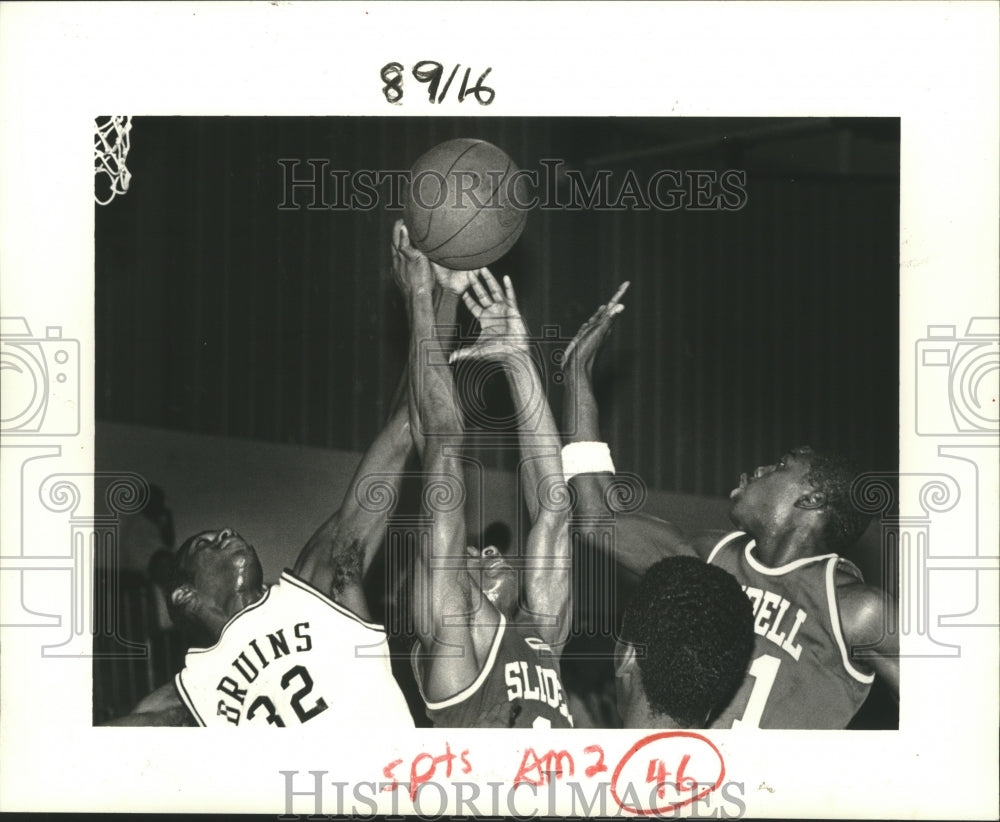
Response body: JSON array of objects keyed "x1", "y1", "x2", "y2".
[
  {"x1": 611, "y1": 731, "x2": 725, "y2": 815},
  {"x1": 381, "y1": 731, "x2": 727, "y2": 816},
  {"x1": 382, "y1": 742, "x2": 472, "y2": 801}
]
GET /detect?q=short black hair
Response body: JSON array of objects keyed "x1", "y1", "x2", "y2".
[
  {"x1": 621, "y1": 556, "x2": 754, "y2": 727},
  {"x1": 800, "y1": 446, "x2": 872, "y2": 551}
]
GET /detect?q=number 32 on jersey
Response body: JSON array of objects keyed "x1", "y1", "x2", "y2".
[{"x1": 245, "y1": 664, "x2": 328, "y2": 727}]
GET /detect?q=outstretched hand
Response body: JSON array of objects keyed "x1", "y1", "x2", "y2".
[
  {"x1": 391, "y1": 218, "x2": 437, "y2": 295},
  {"x1": 434, "y1": 267, "x2": 478, "y2": 296},
  {"x1": 391, "y1": 218, "x2": 478, "y2": 298},
  {"x1": 449, "y1": 269, "x2": 529, "y2": 364},
  {"x1": 563, "y1": 281, "x2": 630, "y2": 375}
]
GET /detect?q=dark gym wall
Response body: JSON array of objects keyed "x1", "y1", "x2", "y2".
[{"x1": 96, "y1": 116, "x2": 899, "y2": 499}]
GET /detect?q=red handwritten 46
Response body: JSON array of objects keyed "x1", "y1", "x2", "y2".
[
  {"x1": 613, "y1": 732, "x2": 725, "y2": 815},
  {"x1": 646, "y1": 753, "x2": 696, "y2": 799}
]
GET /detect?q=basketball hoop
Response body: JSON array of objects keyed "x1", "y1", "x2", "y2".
[{"x1": 94, "y1": 116, "x2": 133, "y2": 205}]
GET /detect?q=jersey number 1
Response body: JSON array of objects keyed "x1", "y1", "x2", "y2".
[{"x1": 731, "y1": 654, "x2": 780, "y2": 729}]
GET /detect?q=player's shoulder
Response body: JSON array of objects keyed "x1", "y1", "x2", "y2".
[
  {"x1": 511, "y1": 617, "x2": 555, "y2": 654},
  {"x1": 832, "y1": 556, "x2": 879, "y2": 607},
  {"x1": 833, "y1": 574, "x2": 889, "y2": 646},
  {"x1": 694, "y1": 529, "x2": 748, "y2": 562}
]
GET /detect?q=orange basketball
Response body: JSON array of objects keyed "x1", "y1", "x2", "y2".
[{"x1": 403, "y1": 138, "x2": 529, "y2": 270}]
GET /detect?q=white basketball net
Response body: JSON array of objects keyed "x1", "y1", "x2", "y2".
[{"x1": 94, "y1": 116, "x2": 133, "y2": 205}]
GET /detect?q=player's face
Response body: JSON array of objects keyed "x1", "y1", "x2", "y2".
[
  {"x1": 728, "y1": 447, "x2": 816, "y2": 531},
  {"x1": 466, "y1": 545, "x2": 518, "y2": 616},
  {"x1": 177, "y1": 528, "x2": 265, "y2": 616}
]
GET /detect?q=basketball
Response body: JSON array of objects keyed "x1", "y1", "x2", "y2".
[{"x1": 403, "y1": 138, "x2": 529, "y2": 270}]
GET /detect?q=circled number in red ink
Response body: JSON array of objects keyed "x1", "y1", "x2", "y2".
[{"x1": 611, "y1": 732, "x2": 725, "y2": 815}]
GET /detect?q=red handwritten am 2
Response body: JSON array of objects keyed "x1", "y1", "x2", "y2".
[{"x1": 514, "y1": 743, "x2": 609, "y2": 786}]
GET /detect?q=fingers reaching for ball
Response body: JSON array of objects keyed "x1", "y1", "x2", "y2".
[
  {"x1": 394, "y1": 218, "x2": 487, "y2": 297},
  {"x1": 606, "y1": 280, "x2": 631, "y2": 312},
  {"x1": 563, "y1": 281, "x2": 630, "y2": 366},
  {"x1": 433, "y1": 266, "x2": 476, "y2": 296},
  {"x1": 391, "y1": 213, "x2": 628, "y2": 374},
  {"x1": 390, "y1": 218, "x2": 438, "y2": 295},
  {"x1": 460, "y1": 268, "x2": 519, "y2": 317},
  {"x1": 450, "y1": 268, "x2": 530, "y2": 364},
  {"x1": 391, "y1": 218, "x2": 424, "y2": 261}
]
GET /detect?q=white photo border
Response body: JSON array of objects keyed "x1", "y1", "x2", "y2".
[{"x1": 1, "y1": 2, "x2": 997, "y2": 818}]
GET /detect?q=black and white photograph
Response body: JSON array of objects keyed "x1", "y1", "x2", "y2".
[
  {"x1": 1, "y1": 3, "x2": 997, "y2": 819},
  {"x1": 91, "y1": 115, "x2": 901, "y2": 738}
]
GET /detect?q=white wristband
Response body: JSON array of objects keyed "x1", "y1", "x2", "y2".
[{"x1": 562, "y1": 441, "x2": 616, "y2": 481}]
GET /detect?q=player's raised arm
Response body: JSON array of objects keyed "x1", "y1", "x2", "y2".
[
  {"x1": 561, "y1": 284, "x2": 715, "y2": 572},
  {"x1": 395, "y1": 220, "x2": 490, "y2": 702},
  {"x1": 291, "y1": 373, "x2": 411, "y2": 619},
  {"x1": 292, "y1": 242, "x2": 464, "y2": 621},
  {"x1": 451, "y1": 270, "x2": 571, "y2": 649}
]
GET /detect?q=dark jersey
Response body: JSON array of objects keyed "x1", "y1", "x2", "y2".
[
  {"x1": 412, "y1": 613, "x2": 575, "y2": 728},
  {"x1": 706, "y1": 532, "x2": 874, "y2": 729}
]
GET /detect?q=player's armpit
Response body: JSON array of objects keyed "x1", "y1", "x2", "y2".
[
  {"x1": 836, "y1": 580, "x2": 900, "y2": 700},
  {"x1": 418, "y1": 601, "x2": 502, "y2": 704}
]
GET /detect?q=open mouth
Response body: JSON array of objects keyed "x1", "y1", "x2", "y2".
[
  {"x1": 480, "y1": 556, "x2": 517, "y2": 580},
  {"x1": 729, "y1": 472, "x2": 749, "y2": 499}
]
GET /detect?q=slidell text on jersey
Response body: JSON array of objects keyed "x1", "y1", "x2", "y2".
[
  {"x1": 742, "y1": 586, "x2": 806, "y2": 660},
  {"x1": 504, "y1": 659, "x2": 574, "y2": 725}
]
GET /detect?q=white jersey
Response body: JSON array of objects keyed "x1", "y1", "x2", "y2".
[{"x1": 175, "y1": 571, "x2": 414, "y2": 728}]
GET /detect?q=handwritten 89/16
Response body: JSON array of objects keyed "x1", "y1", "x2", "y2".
[{"x1": 380, "y1": 62, "x2": 494, "y2": 105}]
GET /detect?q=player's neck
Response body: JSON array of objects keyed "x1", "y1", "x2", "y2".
[
  {"x1": 219, "y1": 585, "x2": 266, "y2": 624},
  {"x1": 751, "y1": 526, "x2": 828, "y2": 567},
  {"x1": 620, "y1": 691, "x2": 684, "y2": 730}
]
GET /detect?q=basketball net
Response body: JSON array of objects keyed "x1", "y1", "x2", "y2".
[{"x1": 94, "y1": 116, "x2": 133, "y2": 205}]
